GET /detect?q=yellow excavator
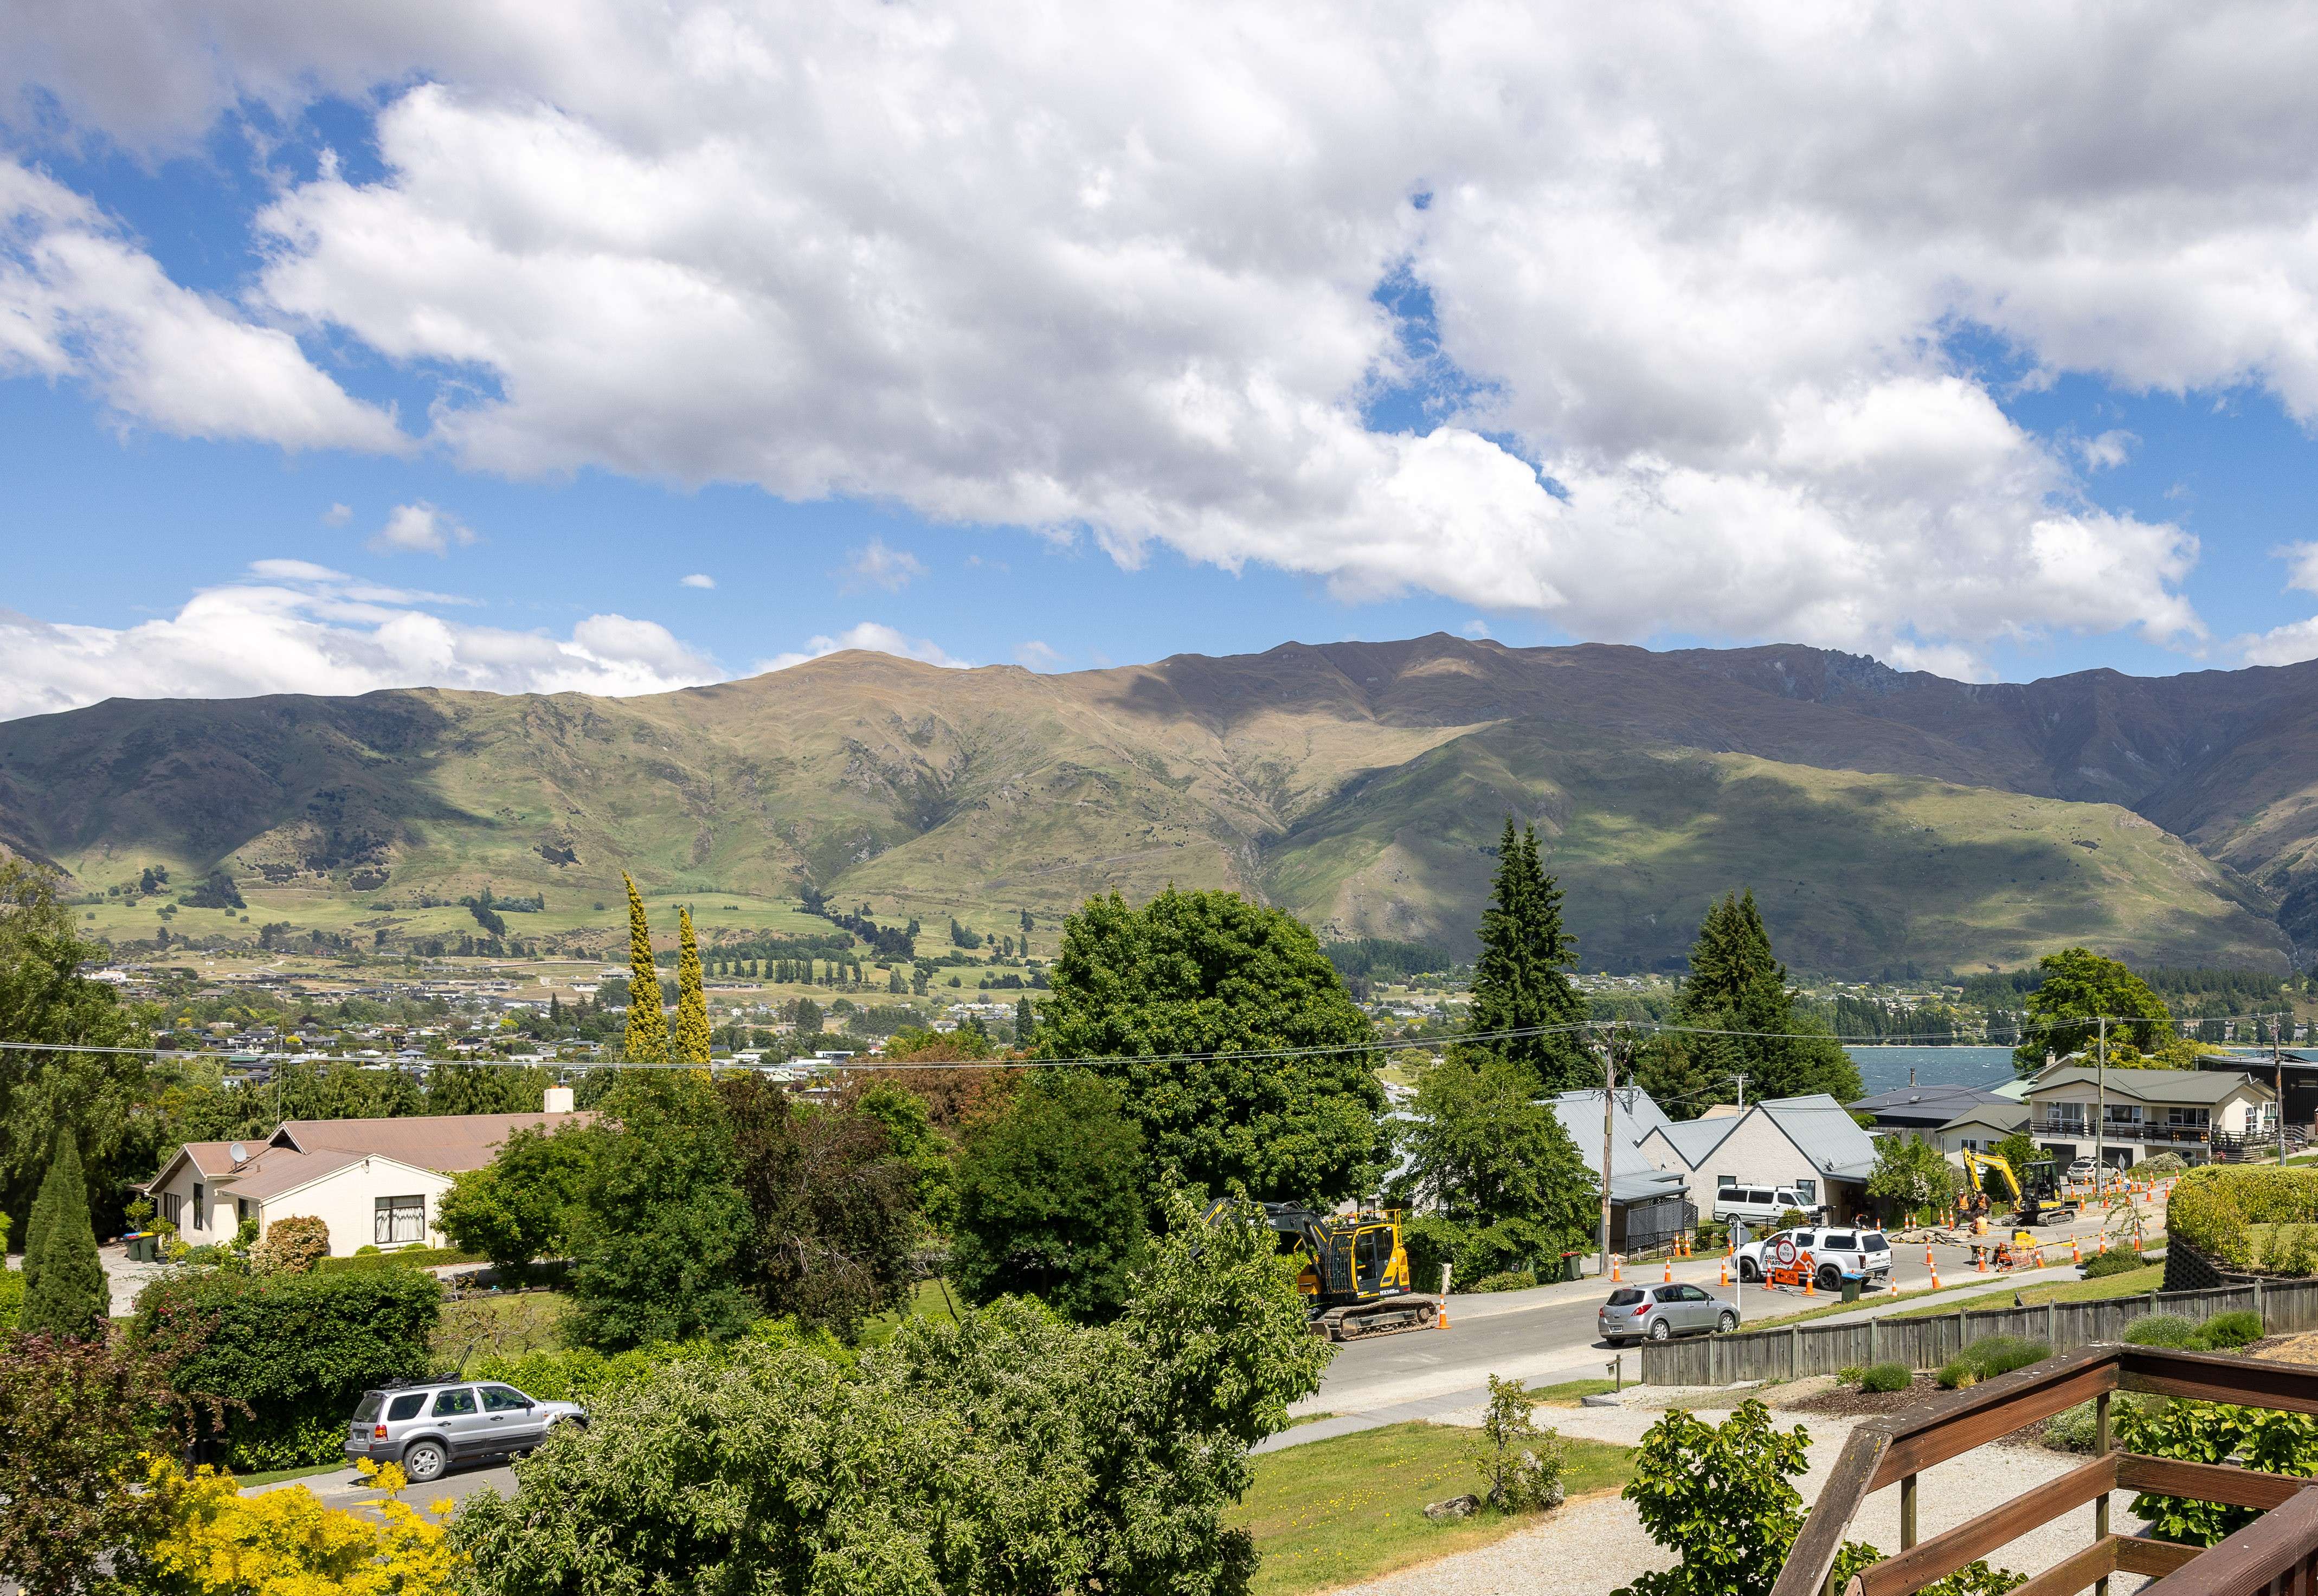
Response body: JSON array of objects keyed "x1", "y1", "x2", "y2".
[
  {"x1": 1205, "y1": 1199, "x2": 1441, "y2": 1340},
  {"x1": 1960, "y1": 1150, "x2": 2079, "y2": 1232}
]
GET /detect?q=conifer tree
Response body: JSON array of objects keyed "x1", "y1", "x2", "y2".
[
  {"x1": 1633, "y1": 890, "x2": 1860, "y2": 1116},
  {"x1": 621, "y1": 873, "x2": 669, "y2": 1063},
  {"x1": 22, "y1": 1132, "x2": 107, "y2": 1339},
  {"x1": 1466, "y1": 818, "x2": 1591, "y2": 1091},
  {"x1": 674, "y1": 908, "x2": 713, "y2": 1066},
  {"x1": 1015, "y1": 994, "x2": 1035, "y2": 1044}
]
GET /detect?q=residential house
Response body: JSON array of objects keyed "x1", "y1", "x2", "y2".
[
  {"x1": 1636, "y1": 1094, "x2": 1881, "y2": 1223},
  {"x1": 2025, "y1": 1066, "x2": 2275, "y2": 1169},
  {"x1": 143, "y1": 1089, "x2": 589, "y2": 1256},
  {"x1": 1849, "y1": 1083, "x2": 2019, "y2": 1140},
  {"x1": 1546, "y1": 1088, "x2": 1693, "y2": 1254},
  {"x1": 1930, "y1": 1099, "x2": 2031, "y2": 1155}
]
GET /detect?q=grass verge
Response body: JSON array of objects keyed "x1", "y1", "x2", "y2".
[
  {"x1": 1233, "y1": 1421, "x2": 1637, "y2": 1596},
  {"x1": 1530, "y1": 1378, "x2": 1618, "y2": 1405},
  {"x1": 1885, "y1": 1262, "x2": 2168, "y2": 1319}
]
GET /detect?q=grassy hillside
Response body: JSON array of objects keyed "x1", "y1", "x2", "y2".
[{"x1": 0, "y1": 635, "x2": 2303, "y2": 974}]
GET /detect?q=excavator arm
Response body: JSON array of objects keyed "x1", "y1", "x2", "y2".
[{"x1": 1962, "y1": 1149, "x2": 2024, "y2": 1205}]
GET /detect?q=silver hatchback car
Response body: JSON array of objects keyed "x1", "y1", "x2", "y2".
[
  {"x1": 346, "y1": 1376, "x2": 588, "y2": 1482},
  {"x1": 1599, "y1": 1282, "x2": 1741, "y2": 1346}
]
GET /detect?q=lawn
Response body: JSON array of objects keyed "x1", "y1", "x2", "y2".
[
  {"x1": 434, "y1": 1290, "x2": 577, "y2": 1369},
  {"x1": 230, "y1": 1462, "x2": 349, "y2": 1489},
  {"x1": 857, "y1": 1276, "x2": 965, "y2": 1345},
  {"x1": 1233, "y1": 1421, "x2": 1637, "y2": 1596},
  {"x1": 1885, "y1": 1261, "x2": 2168, "y2": 1320}
]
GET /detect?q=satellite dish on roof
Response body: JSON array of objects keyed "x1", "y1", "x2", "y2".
[{"x1": 228, "y1": 1142, "x2": 249, "y2": 1165}]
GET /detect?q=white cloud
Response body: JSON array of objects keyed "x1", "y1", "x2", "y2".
[
  {"x1": 840, "y1": 540, "x2": 928, "y2": 594},
  {"x1": 369, "y1": 500, "x2": 474, "y2": 555},
  {"x1": 321, "y1": 501, "x2": 351, "y2": 525},
  {"x1": 2077, "y1": 431, "x2": 2136, "y2": 471},
  {"x1": 2277, "y1": 543, "x2": 2318, "y2": 596},
  {"x1": 22, "y1": 5, "x2": 2318, "y2": 664},
  {"x1": 679, "y1": 572, "x2": 715, "y2": 589},
  {"x1": 0, "y1": 159, "x2": 403, "y2": 451},
  {"x1": 1460, "y1": 618, "x2": 1491, "y2": 639},
  {"x1": 753, "y1": 622, "x2": 969, "y2": 674},
  {"x1": 1014, "y1": 640, "x2": 1064, "y2": 669},
  {"x1": 0, "y1": 563, "x2": 716, "y2": 719}
]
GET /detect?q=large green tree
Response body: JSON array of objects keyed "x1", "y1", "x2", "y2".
[
  {"x1": 1035, "y1": 889, "x2": 1385, "y2": 1206},
  {"x1": 952, "y1": 1069, "x2": 1149, "y2": 1321},
  {"x1": 21, "y1": 1132, "x2": 107, "y2": 1341},
  {"x1": 1467, "y1": 819, "x2": 1592, "y2": 1091},
  {"x1": 567, "y1": 1072, "x2": 755, "y2": 1349},
  {"x1": 1633, "y1": 891, "x2": 1860, "y2": 1117},
  {"x1": 436, "y1": 1123, "x2": 595, "y2": 1279},
  {"x1": 452, "y1": 1192, "x2": 1329, "y2": 1596},
  {"x1": 674, "y1": 908, "x2": 712, "y2": 1066},
  {"x1": 0, "y1": 861, "x2": 150, "y2": 1232},
  {"x1": 2012, "y1": 947, "x2": 2174, "y2": 1077},
  {"x1": 619, "y1": 873, "x2": 669, "y2": 1064},
  {"x1": 717, "y1": 1075, "x2": 919, "y2": 1341},
  {"x1": 1394, "y1": 1050, "x2": 1596, "y2": 1283}
]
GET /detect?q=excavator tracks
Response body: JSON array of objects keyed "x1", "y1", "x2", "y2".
[{"x1": 1313, "y1": 1295, "x2": 1441, "y2": 1341}]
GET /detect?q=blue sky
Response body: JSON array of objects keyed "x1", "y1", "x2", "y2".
[{"x1": 8, "y1": 7, "x2": 2318, "y2": 716}]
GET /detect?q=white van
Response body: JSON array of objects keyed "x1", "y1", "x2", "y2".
[{"x1": 1711, "y1": 1182, "x2": 1823, "y2": 1230}]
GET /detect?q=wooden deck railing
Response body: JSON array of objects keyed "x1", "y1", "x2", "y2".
[{"x1": 1770, "y1": 1344, "x2": 2318, "y2": 1596}]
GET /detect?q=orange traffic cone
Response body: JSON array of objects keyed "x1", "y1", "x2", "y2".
[
  {"x1": 1889, "y1": 1272, "x2": 1900, "y2": 1297},
  {"x1": 1664, "y1": 1258, "x2": 1673, "y2": 1283},
  {"x1": 1802, "y1": 1263, "x2": 1816, "y2": 1297},
  {"x1": 1612, "y1": 1257, "x2": 1621, "y2": 1282},
  {"x1": 2098, "y1": 1234, "x2": 2108, "y2": 1254},
  {"x1": 1721, "y1": 1259, "x2": 1729, "y2": 1288},
  {"x1": 1978, "y1": 1250, "x2": 1988, "y2": 1273},
  {"x1": 1930, "y1": 1262, "x2": 1940, "y2": 1288},
  {"x1": 2071, "y1": 1239, "x2": 2081, "y2": 1265},
  {"x1": 1437, "y1": 1297, "x2": 1451, "y2": 1330},
  {"x1": 2134, "y1": 1233, "x2": 2143, "y2": 1253}
]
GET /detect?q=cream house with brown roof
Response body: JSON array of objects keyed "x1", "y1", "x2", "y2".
[{"x1": 144, "y1": 1095, "x2": 589, "y2": 1256}]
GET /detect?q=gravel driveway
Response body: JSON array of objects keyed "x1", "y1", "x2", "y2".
[{"x1": 1342, "y1": 1379, "x2": 2148, "y2": 1596}]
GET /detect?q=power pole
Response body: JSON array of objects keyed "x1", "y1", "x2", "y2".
[
  {"x1": 1735, "y1": 1073, "x2": 1747, "y2": 1112},
  {"x1": 1600, "y1": 1024, "x2": 1617, "y2": 1279},
  {"x1": 2278, "y1": 1031, "x2": 2288, "y2": 1166},
  {"x1": 2094, "y1": 1015, "x2": 2107, "y2": 1198}
]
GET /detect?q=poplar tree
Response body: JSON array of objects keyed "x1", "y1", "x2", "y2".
[
  {"x1": 621, "y1": 874, "x2": 669, "y2": 1064},
  {"x1": 1466, "y1": 818, "x2": 1591, "y2": 1092},
  {"x1": 674, "y1": 909, "x2": 713, "y2": 1066},
  {"x1": 22, "y1": 1132, "x2": 107, "y2": 1339}
]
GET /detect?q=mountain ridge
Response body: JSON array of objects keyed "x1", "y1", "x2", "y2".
[{"x1": 4, "y1": 633, "x2": 2313, "y2": 975}]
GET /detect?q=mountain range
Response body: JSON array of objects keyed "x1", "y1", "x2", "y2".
[{"x1": 4, "y1": 633, "x2": 2316, "y2": 976}]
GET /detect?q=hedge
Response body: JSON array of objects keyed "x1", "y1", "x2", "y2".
[
  {"x1": 132, "y1": 1266, "x2": 442, "y2": 1468},
  {"x1": 313, "y1": 1245, "x2": 484, "y2": 1275},
  {"x1": 2167, "y1": 1167, "x2": 2318, "y2": 1270}
]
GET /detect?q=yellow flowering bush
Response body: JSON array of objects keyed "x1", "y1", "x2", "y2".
[{"x1": 141, "y1": 1457, "x2": 462, "y2": 1594}]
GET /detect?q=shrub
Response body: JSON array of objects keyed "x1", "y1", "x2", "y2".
[
  {"x1": 143, "y1": 1456, "x2": 459, "y2": 1590},
  {"x1": 1837, "y1": 1365, "x2": 1864, "y2": 1386},
  {"x1": 250, "y1": 1215, "x2": 330, "y2": 1275},
  {"x1": 2166, "y1": 1167, "x2": 2318, "y2": 1268},
  {"x1": 2127, "y1": 1153, "x2": 2188, "y2": 1179},
  {"x1": 1776, "y1": 1208, "x2": 1811, "y2": 1231},
  {"x1": 1862, "y1": 1362, "x2": 1911, "y2": 1394},
  {"x1": 132, "y1": 1267, "x2": 442, "y2": 1470},
  {"x1": 2125, "y1": 1314, "x2": 2204, "y2": 1349},
  {"x1": 313, "y1": 1245, "x2": 484, "y2": 1275},
  {"x1": 1472, "y1": 1373, "x2": 1566, "y2": 1510},
  {"x1": 2081, "y1": 1249, "x2": 2150, "y2": 1279},
  {"x1": 1472, "y1": 1271, "x2": 1540, "y2": 1293},
  {"x1": 2042, "y1": 1393, "x2": 2162, "y2": 1453},
  {"x1": 2200, "y1": 1309, "x2": 2265, "y2": 1348},
  {"x1": 1936, "y1": 1359, "x2": 1978, "y2": 1391},
  {"x1": 2270, "y1": 1225, "x2": 2318, "y2": 1277},
  {"x1": 1940, "y1": 1335, "x2": 2050, "y2": 1387}
]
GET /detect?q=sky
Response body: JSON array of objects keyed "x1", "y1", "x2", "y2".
[{"x1": 7, "y1": 3, "x2": 2318, "y2": 720}]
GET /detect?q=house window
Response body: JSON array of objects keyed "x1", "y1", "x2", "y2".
[
  {"x1": 2166, "y1": 1107, "x2": 2211, "y2": 1128},
  {"x1": 376, "y1": 1195, "x2": 426, "y2": 1246},
  {"x1": 2047, "y1": 1103, "x2": 2087, "y2": 1132},
  {"x1": 236, "y1": 1198, "x2": 252, "y2": 1223},
  {"x1": 2104, "y1": 1104, "x2": 2143, "y2": 1126},
  {"x1": 1961, "y1": 1140, "x2": 1978, "y2": 1152},
  {"x1": 1718, "y1": 1174, "x2": 1737, "y2": 1190},
  {"x1": 162, "y1": 1192, "x2": 183, "y2": 1227},
  {"x1": 193, "y1": 1183, "x2": 208, "y2": 1232}
]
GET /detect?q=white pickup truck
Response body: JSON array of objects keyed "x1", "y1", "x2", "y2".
[{"x1": 1735, "y1": 1225, "x2": 1894, "y2": 1292}]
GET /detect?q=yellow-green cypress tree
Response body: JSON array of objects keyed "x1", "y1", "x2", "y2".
[
  {"x1": 621, "y1": 873, "x2": 669, "y2": 1063},
  {"x1": 674, "y1": 908, "x2": 712, "y2": 1066}
]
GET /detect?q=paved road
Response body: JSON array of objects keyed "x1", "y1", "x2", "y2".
[{"x1": 1274, "y1": 1201, "x2": 2160, "y2": 1451}]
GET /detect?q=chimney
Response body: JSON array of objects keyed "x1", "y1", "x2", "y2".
[{"x1": 544, "y1": 1085, "x2": 575, "y2": 1114}]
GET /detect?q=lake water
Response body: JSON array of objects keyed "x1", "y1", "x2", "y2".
[{"x1": 1844, "y1": 1045, "x2": 2019, "y2": 1096}]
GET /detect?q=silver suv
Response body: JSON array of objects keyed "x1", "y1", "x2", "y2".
[{"x1": 345, "y1": 1376, "x2": 588, "y2": 1482}]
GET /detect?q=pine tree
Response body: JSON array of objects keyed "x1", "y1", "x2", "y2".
[
  {"x1": 621, "y1": 873, "x2": 669, "y2": 1063},
  {"x1": 1466, "y1": 818, "x2": 1591, "y2": 1091},
  {"x1": 1015, "y1": 995, "x2": 1035, "y2": 1044},
  {"x1": 22, "y1": 1132, "x2": 107, "y2": 1339},
  {"x1": 674, "y1": 908, "x2": 713, "y2": 1066}
]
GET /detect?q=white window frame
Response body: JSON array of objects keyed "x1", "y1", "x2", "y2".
[{"x1": 375, "y1": 1194, "x2": 427, "y2": 1246}]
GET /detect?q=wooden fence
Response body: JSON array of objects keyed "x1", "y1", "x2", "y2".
[{"x1": 1639, "y1": 1276, "x2": 2318, "y2": 1386}]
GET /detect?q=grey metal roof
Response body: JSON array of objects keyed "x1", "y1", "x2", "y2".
[
  {"x1": 1548, "y1": 1087, "x2": 1689, "y2": 1200},
  {"x1": 1848, "y1": 1084, "x2": 2014, "y2": 1121},
  {"x1": 2030, "y1": 1067, "x2": 2272, "y2": 1106},
  {"x1": 1655, "y1": 1116, "x2": 1740, "y2": 1165},
  {"x1": 1755, "y1": 1093, "x2": 1880, "y2": 1180},
  {"x1": 1934, "y1": 1101, "x2": 2030, "y2": 1136}
]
